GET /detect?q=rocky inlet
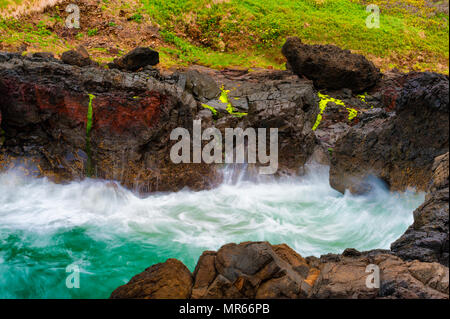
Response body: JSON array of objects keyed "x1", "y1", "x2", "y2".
[{"x1": 0, "y1": 38, "x2": 448, "y2": 299}]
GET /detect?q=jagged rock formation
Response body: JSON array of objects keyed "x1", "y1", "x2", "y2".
[
  {"x1": 392, "y1": 152, "x2": 449, "y2": 266},
  {"x1": 109, "y1": 242, "x2": 449, "y2": 299},
  {"x1": 281, "y1": 37, "x2": 381, "y2": 92},
  {"x1": 0, "y1": 52, "x2": 319, "y2": 192},
  {"x1": 329, "y1": 72, "x2": 449, "y2": 194}
]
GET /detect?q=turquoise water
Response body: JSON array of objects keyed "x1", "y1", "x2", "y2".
[{"x1": 0, "y1": 166, "x2": 424, "y2": 299}]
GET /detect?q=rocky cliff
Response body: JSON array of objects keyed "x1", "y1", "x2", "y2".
[{"x1": 0, "y1": 51, "x2": 319, "y2": 193}]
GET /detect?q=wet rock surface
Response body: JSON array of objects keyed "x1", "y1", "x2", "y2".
[
  {"x1": 282, "y1": 37, "x2": 381, "y2": 92},
  {"x1": 392, "y1": 152, "x2": 449, "y2": 266},
  {"x1": 329, "y1": 72, "x2": 449, "y2": 194}
]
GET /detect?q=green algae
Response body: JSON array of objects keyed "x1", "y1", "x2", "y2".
[
  {"x1": 201, "y1": 85, "x2": 248, "y2": 118},
  {"x1": 313, "y1": 92, "x2": 358, "y2": 131},
  {"x1": 201, "y1": 103, "x2": 218, "y2": 115}
]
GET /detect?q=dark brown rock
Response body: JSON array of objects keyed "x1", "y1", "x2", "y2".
[
  {"x1": 113, "y1": 47, "x2": 159, "y2": 71},
  {"x1": 61, "y1": 45, "x2": 93, "y2": 67},
  {"x1": 110, "y1": 259, "x2": 193, "y2": 299},
  {"x1": 329, "y1": 72, "x2": 449, "y2": 194},
  {"x1": 391, "y1": 152, "x2": 449, "y2": 266},
  {"x1": 281, "y1": 37, "x2": 380, "y2": 92}
]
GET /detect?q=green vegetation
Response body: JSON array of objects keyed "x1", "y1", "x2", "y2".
[
  {"x1": 0, "y1": 0, "x2": 448, "y2": 73},
  {"x1": 129, "y1": 13, "x2": 143, "y2": 23},
  {"x1": 143, "y1": 0, "x2": 448, "y2": 73},
  {"x1": 0, "y1": 18, "x2": 67, "y2": 51},
  {"x1": 87, "y1": 28, "x2": 98, "y2": 37},
  {"x1": 201, "y1": 85, "x2": 248, "y2": 117}
]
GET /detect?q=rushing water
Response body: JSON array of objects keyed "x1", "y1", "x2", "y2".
[{"x1": 0, "y1": 165, "x2": 424, "y2": 299}]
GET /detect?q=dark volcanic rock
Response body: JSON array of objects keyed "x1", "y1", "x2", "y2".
[
  {"x1": 329, "y1": 72, "x2": 449, "y2": 194},
  {"x1": 392, "y1": 152, "x2": 449, "y2": 266},
  {"x1": 0, "y1": 52, "x2": 218, "y2": 193},
  {"x1": 113, "y1": 47, "x2": 159, "y2": 71},
  {"x1": 282, "y1": 37, "x2": 380, "y2": 92},
  {"x1": 61, "y1": 46, "x2": 93, "y2": 67},
  {"x1": 0, "y1": 53, "x2": 319, "y2": 193},
  {"x1": 110, "y1": 259, "x2": 193, "y2": 299}
]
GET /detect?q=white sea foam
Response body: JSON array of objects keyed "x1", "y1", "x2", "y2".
[{"x1": 0, "y1": 165, "x2": 424, "y2": 257}]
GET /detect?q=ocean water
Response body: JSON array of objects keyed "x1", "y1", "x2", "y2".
[{"x1": 0, "y1": 166, "x2": 424, "y2": 298}]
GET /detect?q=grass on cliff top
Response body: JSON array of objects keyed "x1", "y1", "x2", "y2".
[
  {"x1": 143, "y1": 0, "x2": 449, "y2": 73},
  {"x1": 0, "y1": 0, "x2": 448, "y2": 73}
]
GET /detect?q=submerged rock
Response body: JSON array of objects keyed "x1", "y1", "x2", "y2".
[
  {"x1": 329, "y1": 72, "x2": 449, "y2": 194},
  {"x1": 392, "y1": 152, "x2": 449, "y2": 266},
  {"x1": 281, "y1": 37, "x2": 380, "y2": 92}
]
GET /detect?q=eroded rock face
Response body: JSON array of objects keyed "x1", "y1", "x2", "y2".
[
  {"x1": 329, "y1": 72, "x2": 449, "y2": 194},
  {"x1": 391, "y1": 152, "x2": 449, "y2": 266},
  {"x1": 110, "y1": 259, "x2": 193, "y2": 299},
  {"x1": 281, "y1": 37, "x2": 380, "y2": 92}
]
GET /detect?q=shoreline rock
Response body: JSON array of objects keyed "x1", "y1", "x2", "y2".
[
  {"x1": 329, "y1": 72, "x2": 449, "y2": 194},
  {"x1": 392, "y1": 152, "x2": 449, "y2": 266},
  {"x1": 110, "y1": 242, "x2": 449, "y2": 299}
]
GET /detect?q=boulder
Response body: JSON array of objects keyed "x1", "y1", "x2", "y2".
[
  {"x1": 61, "y1": 45, "x2": 93, "y2": 67},
  {"x1": 113, "y1": 47, "x2": 159, "y2": 71},
  {"x1": 110, "y1": 259, "x2": 193, "y2": 299},
  {"x1": 281, "y1": 37, "x2": 380, "y2": 92},
  {"x1": 329, "y1": 72, "x2": 449, "y2": 194},
  {"x1": 391, "y1": 152, "x2": 449, "y2": 266}
]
